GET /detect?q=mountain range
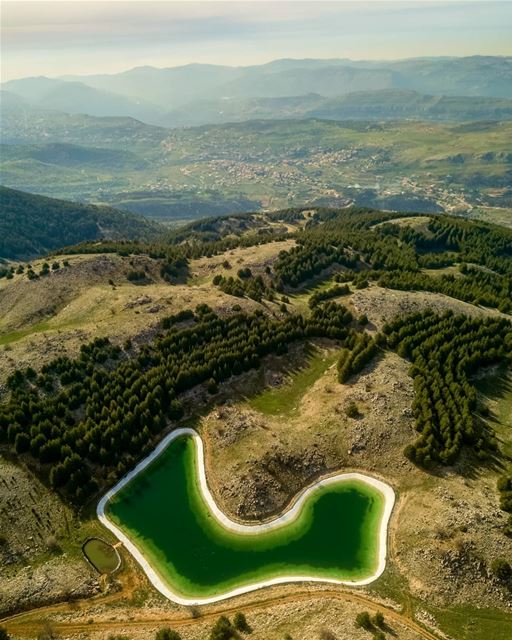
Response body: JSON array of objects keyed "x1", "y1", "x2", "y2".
[{"x1": 2, "y1": 56, "x2": 512, "y2": 127}]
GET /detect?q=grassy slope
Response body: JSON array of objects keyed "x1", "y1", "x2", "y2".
[
  {"x1": 248, "y1": 346, "x2": 338, "y2": 415},
  {"x1": 476, "y1": 367, "x2": 512, "y2": 460}
]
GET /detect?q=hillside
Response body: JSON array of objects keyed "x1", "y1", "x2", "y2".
[
  {"x1": 0, "y1": 186, "x2": 162, "y2": 260},
  {"x1": 0, "y1": 77, "x2": 165, "y2": 124},
  {"x1": 0, "y1": 91, "x2": 167, "y2": 149},
  {"x1": 1, "y1": 142, "x2": 148, "y2": 170},
  {"x1": 0, "y1": 207, "x2": 511, "y2": 640},
  {"x1": 165, "y1": 90, "x2": 512, "y2": 127}
]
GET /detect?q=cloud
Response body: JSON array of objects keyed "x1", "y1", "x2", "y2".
[{"x1": 1, "y1": 1, "x2": 511, "y2": 80}]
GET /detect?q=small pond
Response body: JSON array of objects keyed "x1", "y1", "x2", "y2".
[
  {"x1": 82, "y1": 537, "x2": 120, "y2": 574},
  {"x1": 100, "y1": 430, "x2": 393, "y2": 603}
]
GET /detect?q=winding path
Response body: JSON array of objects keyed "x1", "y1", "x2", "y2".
[
  {"x1": 1, "y1": 583, "x2": 441, "y2": 640},
  {"x1": 97, "y1": 427, "x2": 396, "y2": 605}
]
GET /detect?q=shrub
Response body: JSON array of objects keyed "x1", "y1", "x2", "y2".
[
  {"x1": 491, "y1": 557, "x2": 511, "y2": 581},
  {"x1": 237, "y1": 267, "x2": 252, "y2": 279},
  {"x1": 15, "y1": 432, "x2": 30, "y2": 453},
  {"x1": 0, "y1": 626, "x2": 9, "y2": 640},
  {"x1": 372, "y1": 611, "x2": 385, "y2": 628},
  {"x1": 207, "y1": 378, "x2": 218, "y2": 395},
  {"x1": 345, "y1": 401, "x2": 360, "y2": 419},
  {"x1": 155, "y1": 628, "x2": 181, "y2": 640},
  {"x1": 210, "y1": 616, "x2": 235, "y2": 640},
  {"x1": 127, "y1": 270, "x2": 146, "y2": 282},
  {"x1": 233, "y1": 611, "x2": 249, "y2": 632},
  {"x1": 355, "y1": 611, "x2": 373, "y2": 630},
  {"x1": 404, "y1": 444, "x2": 416, "y2": 462}
]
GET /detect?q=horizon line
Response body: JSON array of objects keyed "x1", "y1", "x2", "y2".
[{"x1": 3, "y1": 52, "x2": 511, "y2": 83}]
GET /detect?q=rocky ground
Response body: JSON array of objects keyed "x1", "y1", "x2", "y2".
[
  {"x1": 350, "y1": 285, "x2": 507, "y2": 331},
  {"x1": 0, "y1": 457, "x2": 100, "y2": 617},
  {"x1": 201, "y1": 350, "x2": 416, "y2": 520},
  {"x1": 0, "y1": 556, "x2": 99, "y2": 617}
]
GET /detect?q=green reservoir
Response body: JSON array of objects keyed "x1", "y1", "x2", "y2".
[{"x1": 106, "y1": 434, "x2": 387, "y2": 600}]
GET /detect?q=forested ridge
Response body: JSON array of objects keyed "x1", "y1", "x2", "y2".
[
  {"x1": 17, "y1": 204, "x2": 510, "y2": 313},
  {"x1": 0, "y1": 186, "x2": 161, "y2": 260},
  {"x1": 271, "y1": 209, "x2": 512, "y2": 312}
]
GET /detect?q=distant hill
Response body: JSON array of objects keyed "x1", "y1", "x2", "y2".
[
  {"x1": 165, "y1": 90, "x2": 512, "y2": 126},
  {"x1": 1, "y1": 77, "x2": 164, "y2": 124},
  {"x1": 0, "y1": 91, "x2": 166, "y2": 148},
  {"x1": 1, "y1": 142, "x2": 148, "y2": 170},
  {"x1": 309, "y1": 90, "x2": 512, "y2": 122},
  {"x1": 0, "y1": 187, "x2": 162, "y2": 260},
  {"x1": 2, "y1": 56, "x2": 511, "y2": 125},
  {"x1": 61, "y1": 56, "x2": 512, "y2": 108}
]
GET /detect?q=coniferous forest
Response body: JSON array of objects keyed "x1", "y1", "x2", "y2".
[{"x1": 1, "y1": 206, "x2": 511, "y2": 507}]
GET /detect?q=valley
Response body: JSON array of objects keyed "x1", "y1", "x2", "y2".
[{"x1": 1, "y1": 116, "x2": 511, "y2": 225}]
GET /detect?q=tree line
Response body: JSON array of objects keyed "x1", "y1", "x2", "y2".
[
  {"x1": 378, "y1": 266, "x2": 512, "y2": 313},
  {"x1": 0, "y1": 302, "x2": 355, "y2": 504},
  {"x1": 337, "y1": 333, "x2": 380, "y2": 383},
  {"x1": 382, "y1": 310, "x2": 512, "y2": 466},
  {"x1": 213, "y1": 273, "x2": 275, "y2": 303}
]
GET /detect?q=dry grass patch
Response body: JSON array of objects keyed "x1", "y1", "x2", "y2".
[
  {"x1": 189, "y1": 239, "x2": 295, "y2": 282},
  {"x1": 374, "y1": 216, "x2": 433, "y2": 236},
  {"x1": 0, "y1": 278, "x2": 262, "y2": 388},
  {"x1": 349, "y1": 285, "x2": 504, "y2": 331}
]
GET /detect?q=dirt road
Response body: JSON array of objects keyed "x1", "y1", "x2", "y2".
[{"x1": 2, "y1": 582, "x2": 441, "y2": 640}]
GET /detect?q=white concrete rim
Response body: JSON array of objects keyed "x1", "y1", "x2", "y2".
[{"x1": 97, "y1": 427, "x2": 395, "y2": 606}]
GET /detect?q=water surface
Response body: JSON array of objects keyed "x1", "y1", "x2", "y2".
[{"x1": 107, "y1": 435, "x2": 385, "y2": 599}]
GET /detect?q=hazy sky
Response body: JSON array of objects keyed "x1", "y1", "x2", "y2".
[{"x1": 2, "y1": 1, "x2": 512, "y2": 81}]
